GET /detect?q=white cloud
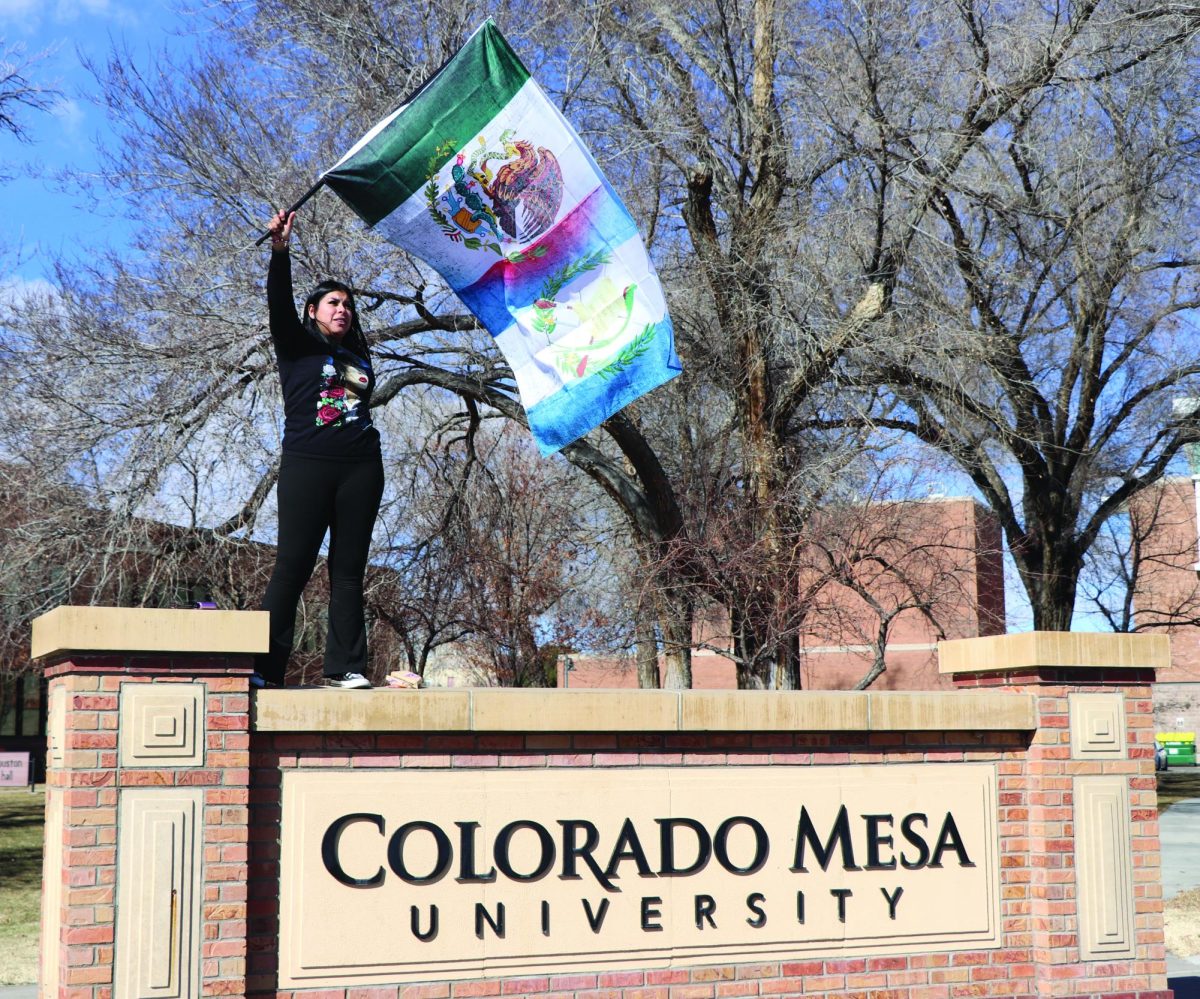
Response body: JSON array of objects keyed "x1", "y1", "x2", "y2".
[
  {"x1": 0, "y1": 274, "x2": 61, "y2": 326},
  {"x1": 0, "y1": 0, "x2": 138, "y2": 29},
  {"x1": 0, "y1": 0, "x2": 41, "y2": 32},
  {"x1": 51, "y1": 0, "x2": 108, "y2": 20},
  {"x1": 0, "y1": 0, "x2": 39, "y2": 17},
  {"x1": 52, "y1": 0, "x2": 139, "y2": 28},
  {"x1": 0, "y1": 275, "x2": 56, "y2": 300},
  {"x1": 49, "y1": 95, "x2": 84, "y2": 132}
]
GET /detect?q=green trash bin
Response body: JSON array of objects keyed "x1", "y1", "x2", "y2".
[{"x1": 1158, "y1": 731, "x2": 1196, "y2": 766}]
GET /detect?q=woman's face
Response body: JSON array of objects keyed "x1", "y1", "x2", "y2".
[{"x1": 308, "y1": 290, "x2": 353, "y2": 339}]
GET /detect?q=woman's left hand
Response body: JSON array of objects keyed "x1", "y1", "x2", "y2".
[{"x1": 267, "y1": 209, "x2": 295, "y2": 251}]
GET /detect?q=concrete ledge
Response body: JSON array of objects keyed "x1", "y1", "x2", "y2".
[
  {"x1": 868, "y1": 691, "x2": 1033, "y2": 731},
  {"x1": 939, "y1": 631, "x2": 1170, "y2": 675},
  {"x1": 32, "y1": 606, "x2": 269, "y2": 661},
  {"x1": 471, "y1": 688, "x2": 679, "y2": 731},
  {"x1": 256, "y1": 689, "x2": 472, "y2": 732},
  {"x1": 253, "y1": 687, "x2": 1037, "y2": 733},
  {"x1": 680, "y1": 691, "x2": 868, "y2": 731}
]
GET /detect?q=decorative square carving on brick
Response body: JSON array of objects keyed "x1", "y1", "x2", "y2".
[
  {"x1": 1075, "y1": 776, "x2": 1136, "y2": 959},
  {"x1": 119, "y1": 683, "x2": 205, "y2": 768},
  {"x1": 1069, "y1": 692, "x2": 1126, "y2": 759},
  {"x1": 115, "y1": 789, "x2": 204, "y2": 998}
]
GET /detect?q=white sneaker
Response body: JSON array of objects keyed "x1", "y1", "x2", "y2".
[{"x1": 326, "y1": 672, "x2": 372, "y2": 689}]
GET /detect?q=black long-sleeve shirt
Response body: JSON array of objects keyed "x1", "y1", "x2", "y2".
[{"x1": 267, "y1": 250, "x2": 381, "y2": 460}]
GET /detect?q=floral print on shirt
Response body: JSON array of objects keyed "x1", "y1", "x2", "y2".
[{"x1": 316, "y1": 358, "x2": 362, "y2": 427}]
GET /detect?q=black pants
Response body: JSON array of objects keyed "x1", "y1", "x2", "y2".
[{"x1": 257, "y1": 452, "x2": 385, "y2": 684}]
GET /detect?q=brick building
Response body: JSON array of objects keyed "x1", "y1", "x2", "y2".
[
  {"x1": 1130, "y1": 476, "x2": 1200, "y2": 731},
  {"x1": 560, "y1": 497, "x2": 1007, "y2": 690}
]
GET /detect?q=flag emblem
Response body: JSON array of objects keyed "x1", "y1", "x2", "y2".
[{"x1": 426, "y1": 131, "x2": 565, "y2": 254}]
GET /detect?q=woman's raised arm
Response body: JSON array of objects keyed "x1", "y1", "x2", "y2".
[{"x1": 265, "y1": 209, "x2": 302, "y2": 346}]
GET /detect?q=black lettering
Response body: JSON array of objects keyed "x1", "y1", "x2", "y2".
[
  {"x1": 831, "y1": 888, "x2": 852, "y2": 922},
  {"x1": 455, "y1": 822, "x2": 497, "y2": 883},
  {"x1": 714, "y1": 816, "x2": 769, "y2": 875},
  {"x1": 541, "y1": 900, "x2": 550, "y2": 936},
  {"x1": 321, "y1": 813, "x2": 385, "y2": 888},
  {"x1": 657, "y1": 818, "x2": 712, "y2": 876},
  {"x1": 746, "y1": 892, "x2": 767, "y2": 928},
  {"x1": 791, "y1": 806, "x2": 860, "y2": 872},
  {"x1": 929, "y1": 813, "x2": 974, "y2": 868},
  {"x1": 863, "y1": 814, "x2": 897, "y2": 871},
  {"x1": 881, "y1": 886, "x2": 903, "y2": 919},
  {"x1": 796, "y1": 890, "x2": 805, "y2": 924},
  {"x1": 582, "y1": 897, "x2": 610, "y2": 932},
  {"x1": 474, "y1": 901, "x2": 505, "y2": 939},
  {"x1": 559, "y1": 820, "x2": 616, "y2": 890},
  {"x1": 900, "y1": 813, "x2": 930, "y2": 870},
  {"x1": 494, "y1": 820, "x2": 555, "y2": 882},
  {"x1": 410, "y1": 904, "x2": 438, "y2": 941},
  {"x1": 694, "y1": 894, "x2": 717, "y2": 929},
  {"x1": 388, "y1": 821, "x2": 452, "y2": 885},
  {"x1": 604, "y1": 818, "x2": 654, "y2": 880},
  {"x1": 641, "y1": 896, "x2": 663, "y2": 931}
]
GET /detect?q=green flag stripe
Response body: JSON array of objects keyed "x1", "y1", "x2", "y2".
[{"x1": 323, "y1": 22, "x2": 530, "y2": 226}]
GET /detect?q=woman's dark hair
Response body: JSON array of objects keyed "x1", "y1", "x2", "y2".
[{"x1": 302, "y1": 279, "x2": 370, "y2": 360}]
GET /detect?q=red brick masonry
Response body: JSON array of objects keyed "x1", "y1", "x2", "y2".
[
  {"x1": 42, "y1": 656, "x2": 253, "y2": 999},
  {"x1": 40, "y1": 656, "x2": 1171, "y2": 999}
]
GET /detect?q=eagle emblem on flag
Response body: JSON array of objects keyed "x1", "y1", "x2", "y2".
[{"x1": 425, "y1": 129, "x2": 564, "y2": 255}]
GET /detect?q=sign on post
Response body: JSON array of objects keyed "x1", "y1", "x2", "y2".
[{"x1": 0, "y1": 751, "x2": 31, "y2": 787}]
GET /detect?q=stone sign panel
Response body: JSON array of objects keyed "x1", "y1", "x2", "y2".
[{"x1": 278, "y1": 764, "x2": 1000, "y2": 988}]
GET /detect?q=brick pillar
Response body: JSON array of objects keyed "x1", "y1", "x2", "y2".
[
  {"x1": 33, "y1": 606, "x2": 266, "y2": 999},
  {"x1": 941, "y1": 632, "x2": 1171, "y2": 999}
]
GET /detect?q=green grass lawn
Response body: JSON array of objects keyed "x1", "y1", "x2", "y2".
[
  {"x1": 1157, "y1": 767, "x2": 1200, "y2": 813},
  {"x1": 0, "y1": 788, "x2": 44, "y2": 986}
]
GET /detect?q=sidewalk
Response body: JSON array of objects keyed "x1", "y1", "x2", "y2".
[
  {"x1": 7, "y1": 800, "x2": 1200, "y2": 998},
  {"x1": 1164, "y1": 798, "x2": 1200, "y2": 996}
]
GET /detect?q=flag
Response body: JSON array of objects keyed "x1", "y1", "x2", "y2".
[{"x1": 321, "y1": 20, "x2": 681, "y2": 455}]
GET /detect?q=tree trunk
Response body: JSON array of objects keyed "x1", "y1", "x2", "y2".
[
  {"x1": 1019, "y1": 532, "x2": 1082, "y2": 632},
  {"x1": 657, "y1": 588, "x2": 693, "y2": 689},
  {"x1": 1030, "y1": 557, "x2": 1080, "y2": 632},
  {"x1": 775, "y1": 630, "x2": 801, "y2": 690},
  {"x1": 731, "y1": 598, "x2": 802, "y2": 690},
  {"x1": 635, "y1": 609, "x2": 660, "y2": 689},
  {"x1": 731, "y1": 602, "x2": 764, "y2": 689}
]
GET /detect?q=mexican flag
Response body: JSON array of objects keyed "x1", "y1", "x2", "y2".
[{"x1": 320, "y1": 20, "x2": 681, "y2": 455}]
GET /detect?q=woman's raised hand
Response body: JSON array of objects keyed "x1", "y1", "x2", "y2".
[{"x1": 267, "y1": 209, "x2": 295, "y2": 251}]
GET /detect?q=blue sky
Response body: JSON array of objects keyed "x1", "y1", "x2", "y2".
[{"x1": 0, "y1": 0, "x2": 187, "y2": 286}]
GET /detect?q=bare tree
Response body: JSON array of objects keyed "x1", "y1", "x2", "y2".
[
  {"x1": 1089, "y1": 477, "x2": 1200, "y2": 633},
  {"x1": 815, "y1": 1, "x2": 1200, "y2": 629},
  {"x1": 0, "y1": 40, "x2": 58, "y2": 143},
  {"x1": 4, "y1": 0, "x2": 1195, "y2": 698},
  {"x1": 369, "y1": 413, "x2": 622, "y2": 682}
]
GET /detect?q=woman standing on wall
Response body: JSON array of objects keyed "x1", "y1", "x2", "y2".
[{"x1": 254, "y1": 208, "x2": 383, "y2": 689}]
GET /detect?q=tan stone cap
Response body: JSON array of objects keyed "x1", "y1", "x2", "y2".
[
  {"x1": 254, "y1": 687, "x2": 1035, "y2": 733},
  {"x1": 938, "y1": 631, "x2": 1169, "y2": 674},
  {"x1": 32, "y1": 605, "x2": 269, "y2": 660}
]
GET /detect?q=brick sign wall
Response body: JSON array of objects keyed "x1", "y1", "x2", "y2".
[{"x1": 31, "y1": 609, "x2": 1173, "y2": 999}]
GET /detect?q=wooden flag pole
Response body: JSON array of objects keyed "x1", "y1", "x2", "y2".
[{"x1": 254, "y1": 178, "x2": 327, "y2": 246}]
